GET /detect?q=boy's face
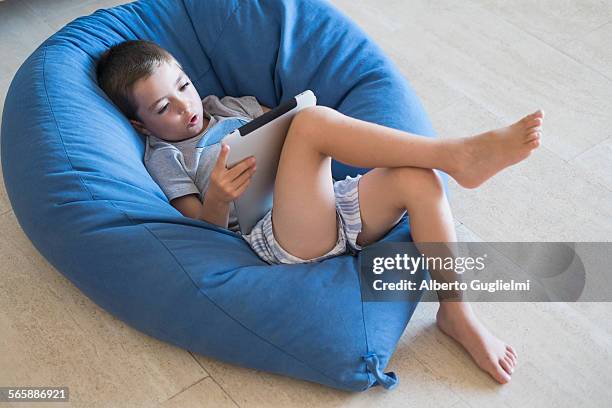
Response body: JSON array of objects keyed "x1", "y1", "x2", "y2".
[{"x1": 130, "y1": 60, "x2": 205, "y2": 142}]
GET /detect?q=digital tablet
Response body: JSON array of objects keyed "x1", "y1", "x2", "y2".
[{"x1": 222, "y1": 90, "x2": 317, "y2": 235}]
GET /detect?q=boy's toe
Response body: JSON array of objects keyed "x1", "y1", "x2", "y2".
[
  {"x1": 527, "y1": 118, "x2": 542, "y2": 128},
  {"x1": 500, "y1": 357, "x2": 514, "y2": 374},
  {"x1": 529, "y1": 139, "x2": 540, "y2": 148},
  {"x1": 495, "y1": 363, "x2": 512, "y2": 383},
  {"x1": 506, "y1": 350, "x2": 517, "y2": 366}
]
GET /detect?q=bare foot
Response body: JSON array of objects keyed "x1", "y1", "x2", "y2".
[
  {"x1": 450, "y1": 110, "x2": 544, "y2": 188},
  {"x1": 436, "y1": 302, "x2": 518, "y2": 384}
]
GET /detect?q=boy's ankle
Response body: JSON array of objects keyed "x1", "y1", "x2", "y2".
[{"x1": 439, "y1": 138, "x2": 467, "y2": 175}]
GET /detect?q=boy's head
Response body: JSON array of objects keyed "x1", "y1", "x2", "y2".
[{"x1": 96, "y1": 40, "x2": 205, "y2": 142}]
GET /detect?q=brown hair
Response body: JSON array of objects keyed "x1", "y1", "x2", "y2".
[{"x1": 96, "y1": 40, "x2": 180, "y2": 120}]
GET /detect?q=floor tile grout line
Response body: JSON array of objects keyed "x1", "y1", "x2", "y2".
[
  {"x1": 562, "y1": 20, "x2": 612, "y2": 48},
  {"x1": 21, "y1": 0, "x2": 120, "y2": 35},
  {"x1": 541, "y1": 40, "x2": 612, "y2": 84},
  {"x1": 16, "y1": 0, "x2": 56, "y2": 36},
  {"x1": 454, "y1": 395, "x2": 478, "y2": 408},
  {"x1": 401, "y1": 337, "x2": 469, "y2": 406},
  {"x1": 471, "y1": 4, "x2": 612, "y2": 85},
  {"x1": 159, "y1": 375, "x2": 210, "y2": 405},
  {"x1": 187, "y1": 350, "x2": 209, "y2": 377},
  {"x1": 570, "y1": 134, "x2": 612, "y2": 159},
  {"x1": 187, "y1": 351, "x2": 241, "y2": 408},
  {"x1": 567, "y1": 136, "x2": 612, "y2": 193},
  {"x1": 208, "y1": 374, "x2": 242, "y2": 408},
  {"x1": 432, "y1": 78, "x2": 610, "y2": 178},
  {"x1": 401, "y1": 4, "x2": 612, "y2": 167}
]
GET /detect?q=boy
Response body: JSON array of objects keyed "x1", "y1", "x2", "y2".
[{"x1": 97, "y1": 40, "x2": 544, "y2": 384}]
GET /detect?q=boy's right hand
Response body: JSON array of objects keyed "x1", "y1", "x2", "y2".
[{"x1": 206, "y1": 143, "x2": 256, "y2": 204}]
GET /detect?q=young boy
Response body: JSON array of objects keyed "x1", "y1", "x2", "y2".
[{"x1": 97, "y1": 40, "x2": 544, "y2": 384}]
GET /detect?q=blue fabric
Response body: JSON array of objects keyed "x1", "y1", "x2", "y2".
[
  {"x1": 1, "y1": 0, "x2": 444, "y2": 391},
  {"x1": 196, "y1": 118, "x2": 249, "y2": 148}
]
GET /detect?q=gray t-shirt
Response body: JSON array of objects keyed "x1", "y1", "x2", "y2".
[{"x1": 144, "y1": 95, "x2": 264, "y2": 234}]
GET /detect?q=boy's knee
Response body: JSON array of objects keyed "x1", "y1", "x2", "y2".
[
  {"x1": 392, "y1": 167, "x2": 445, "y2": 199},
  {"x1": 285, "y1": 106, "x2": 340, "y2": 156},
  {"x1": 288, "y1": 106, "x2": 339, "y2": 138},
  {"x1": 296, "y1": 105, "x2": 338, "y2": 123}
]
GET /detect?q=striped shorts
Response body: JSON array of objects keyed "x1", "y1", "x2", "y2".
[{"x1": 241, "y1": 175, "x2": 364, "y2": 265}]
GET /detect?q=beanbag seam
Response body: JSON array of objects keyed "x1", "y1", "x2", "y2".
[
  {"x1": 42, "y1": 45, "x2": 97, "y2": 200},
  {"x1": 180, "y1": 0, "x2": 228, "y2": 57},
  {"x1": 358, "y1": 274, "x2": 375, "y2": 389},
  {"x1": 183, "y1": 0, "x2": 242, "y2": 88},
  {"x1": 98, "y1": 9, "x2": 143, "y2": 48},
  {"x1": 178, "y1": 0, "x2": 211, "y2": 86},
  {"x1": 99, "y1": 4, "x2": 220, "y2": 93}
]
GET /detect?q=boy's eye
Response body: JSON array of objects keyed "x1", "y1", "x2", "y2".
[{"x1": 155, "y1": 82, "x2": 190, "y2": 114}]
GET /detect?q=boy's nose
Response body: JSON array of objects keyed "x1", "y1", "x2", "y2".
[{"x1": 177, "y1": 101, "x2": 190, "y2": 114}]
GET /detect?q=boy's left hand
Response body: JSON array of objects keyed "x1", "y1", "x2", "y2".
[{"x1": 207, "y1": 143, "x2": 256, "y2": 204}]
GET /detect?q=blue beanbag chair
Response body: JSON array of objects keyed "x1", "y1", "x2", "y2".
[{"x1": 1, "y1": 0, "x2": 444, "y2": 392}]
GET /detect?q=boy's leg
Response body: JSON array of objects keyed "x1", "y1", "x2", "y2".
[
  {"x1": 278, "y1": 106, "x2": 543, "y2": 188},
  {"x1": 272, "y1": 106, "x2": 522, "y2": 382},
  {"x1": 272, "y1": 105, "x2": 543, "y2": 260},
  {"x1": 353, "y1": 166, "x2": 449, "y2": 247},
  {"x1": 366, "y1": 166, "x2": 517, "y2": 384}
]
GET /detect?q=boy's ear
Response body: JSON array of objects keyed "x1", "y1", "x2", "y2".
[{"x1": 129, "y1": 119, "x2": 151, "y2": 136}]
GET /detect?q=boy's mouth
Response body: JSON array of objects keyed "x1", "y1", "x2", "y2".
[{"x1": 188, "y1": 114, "x2": 198, "y2": 127}]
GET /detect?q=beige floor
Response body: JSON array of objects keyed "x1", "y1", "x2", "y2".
[{"x1": 1, "y1": 0, "x2": 611, "y2": 407}]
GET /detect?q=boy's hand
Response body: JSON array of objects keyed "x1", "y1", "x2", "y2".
[{"x1": 207, "y1": 143, "x2": 256, "y2": 203}]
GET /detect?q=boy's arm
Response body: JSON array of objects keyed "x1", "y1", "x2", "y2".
[
  {"x1": 260, "y1": 104, "x2": 272, "y2": 114},
  {"x1": 201, "y1": 194, "x2": 230, "y2": 228},
  {"x1": 170, "y1": 194, "x2": 229, "y2": 228}
]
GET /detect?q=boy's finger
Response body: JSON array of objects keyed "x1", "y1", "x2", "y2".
[
  {"x1": 233, "y1": 175, "x2": 252, "y2": 198},
  {"x1": 231, "y1": 165, "x2": 256, "y2": 186},
  {"x1": 226, "y1": 154, "x2": 255, "y2": 170},
  {"x1": 227, "y1": 156, "x2": 255, "y2": 179},
  {"x1": 215, "y1": 143, "x2": 229, "y2": 169}
]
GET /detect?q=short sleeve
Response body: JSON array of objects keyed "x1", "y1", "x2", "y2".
[
  {"x1": 202, "y1": 95, "x2": 265, "y2": 120},
  {"x1": 144, "y1": 147, "x2": 200, "y2": 202}
]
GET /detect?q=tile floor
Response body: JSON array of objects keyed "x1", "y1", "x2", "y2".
[{"x1": 1, "y1": 0, "x2": 611, "y2": 407}]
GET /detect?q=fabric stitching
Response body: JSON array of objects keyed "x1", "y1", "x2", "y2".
[
  {"x1": 99, "y1": 8, "x2": 142, "y2": 45},
  {"x1": 182, "y1": 0, "x2": 242, "y2": 88},
  {"x1": 206, "y1": 0, "x2": 243, "y2": 64},
  {"x1": 198, "y1": 0, "x2": 244, "y2": 94},
  {"x1": 179, "y1": 0, "x2": 213, "y2": 83},
  {"x1": 42, "y1": 46, "x2": 96, "y2": 201},
  {"x1": 354, "y1": 174, "x2": 374, "y2": 389}
]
